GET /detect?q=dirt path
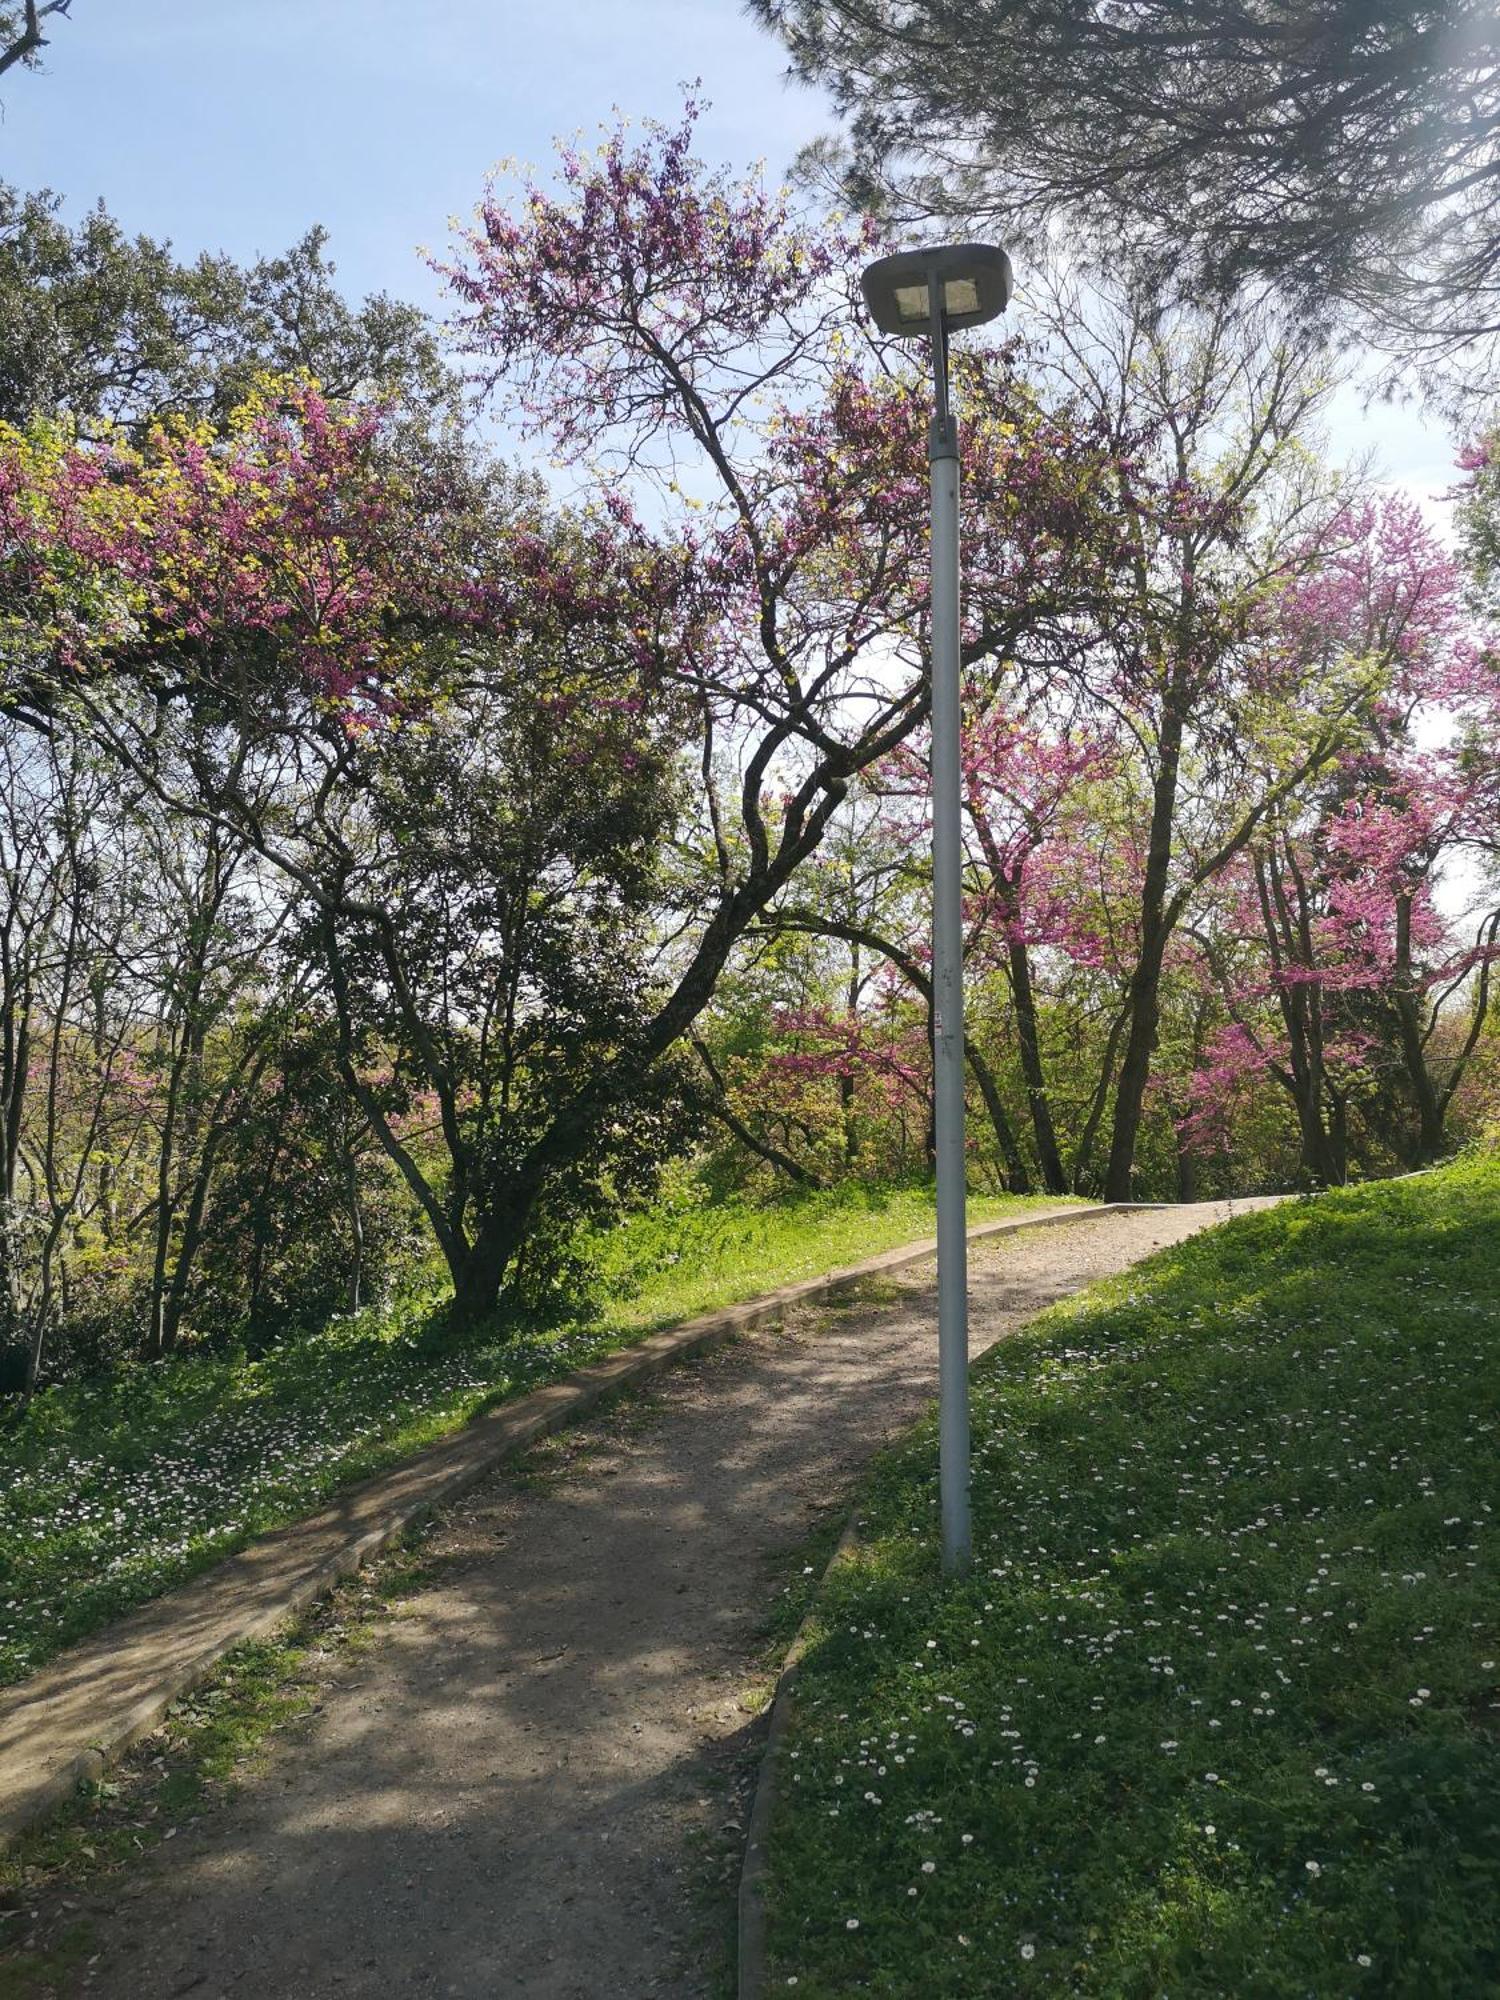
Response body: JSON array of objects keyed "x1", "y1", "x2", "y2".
[{"x1": 62, "y1": 1201, "x2": 1267, "y2": 1999}]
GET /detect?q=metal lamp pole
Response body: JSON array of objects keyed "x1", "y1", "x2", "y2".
[
  {"x1": 860, "y1": 244, "x2": 1012, "y2": 1577},
  {"x1": 926, "y1": 289, "x2": 971, "y2": 1575}
]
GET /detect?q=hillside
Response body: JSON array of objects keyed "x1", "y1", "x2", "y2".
[{"x1": 765, "y1": 1159, "x2": 1500, "y2": 1996}]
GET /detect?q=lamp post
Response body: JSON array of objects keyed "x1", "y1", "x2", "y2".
[{"x1": 860, "y1": 243, "x2": 1013, "y2": 1576}]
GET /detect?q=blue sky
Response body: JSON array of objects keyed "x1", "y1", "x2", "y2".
[
  {"x1": 1, "y1": 2, "x2": 827, "y2": 309},
  {"x1": 2, "y1": 0, "x2": 1458, "y2": 514}
]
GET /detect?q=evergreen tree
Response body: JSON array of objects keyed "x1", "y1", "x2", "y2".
[{"x1": 754, "y1": 0, "x2": 1500, "y2": 397}]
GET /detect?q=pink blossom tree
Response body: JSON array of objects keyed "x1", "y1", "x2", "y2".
[
  {"x1": 3, "y1": 109, "x2": 1124, "y2": 1317},
  {"x1": 1184, "y1": 492, "x2": 1500, "y2": 1178},
  {"x1": 424, "y1": 105, "x2": 1128, "y2": 1298}
]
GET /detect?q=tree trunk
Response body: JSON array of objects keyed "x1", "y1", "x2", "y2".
[
  {"x1": 246, "y1": 1073, "x2": 292, "y2": 1328},
  {"x1": 841, "y1": 945, "x2": 861, "y2": 1164},
  {"x1": 0, "y1": 1003, "x2": 27, "y2": 1343},
  {"x1": 447, "y1": 1212, "x2": 526, "y2": 1328},
  {"x1": 965, "y1": 1034, "x2": 1031, "y2": 1193},
  {"x1": 837, "y1": 1069, "x2": 857, "y2": 1164},
  {"x1": 1104, "y1": 700, "x2": 1185, "y2": 1200},
  {"x1": 1007, "y1": 937, "x2": 1066, "y2": 1194},
  {"x1": 1175, "y1": 1128, "x2": 1199, "y2": 1203},
  {"x1": 159, "y1": 1096, "x2": 240, "y2": 1355},
  {"x1": 1275, "y1": 979, "x2": 1340, "y2": 1187},
  {"x1": 345, "y1": 1148, "x2": 366, "y2": 1312},
  {"x1": 146, "y1": 1041, "x2": 188, "y2": 1359},
  {"x1": 441, "y1": 1158, "x2": 558, "y2": 1329},
  {"x1": 1390, "y1": 894, "x2": 1448, "y2": 1164},
  {"x1": 1072, "y1": 1002, "x2": 1128, "y2": 1194},
  {"x1": 922, "y1": 984, "x2": 937, "y2": 1172},
  {"x1": 23, "y1": 1222, "x2": 62, "y2": 1397},
  {"x1": 690, "y1": 1036, "x2": 824, "y2": 1189}
]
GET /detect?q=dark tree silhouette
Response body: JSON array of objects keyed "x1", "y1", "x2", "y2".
[
  {"x1": 0, "y1": 1, "x2": 72, "y2": 78},
  {"x1": 753, "y1": 1, "x2": 1500, "y2": 396}
]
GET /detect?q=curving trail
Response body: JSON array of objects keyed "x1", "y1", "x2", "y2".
[{"x1": 68, "y1": 1201, "x2": 1270, "y2": 1999}]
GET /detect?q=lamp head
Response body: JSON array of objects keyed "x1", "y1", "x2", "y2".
[{"x1": 860, "y1": 242, "x2": 1013, "y2": 337}]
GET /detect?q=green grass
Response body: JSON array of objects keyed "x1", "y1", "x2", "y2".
[
  {"x1": 763, "y1": 1157, "x2": 1500, "y2": 1998},
  {"x1": 588, "y1": 1175, "x2": 1061, "y2": 1329},
  {"x1": 0, "y1": 1175, "x2": 1061, "y2": 1688}
]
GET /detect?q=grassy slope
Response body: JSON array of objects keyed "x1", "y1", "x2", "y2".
[
  {"x1": 765, "y1": 1159, "x2": 1500, "y2": 1998},
  {"x1": 0, "y1": 1178, "x2": 1061, "y2": 1688}
]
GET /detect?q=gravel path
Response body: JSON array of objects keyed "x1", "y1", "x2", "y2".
[{"x1": 65, "y1": 1201, "x2": 1268, "y2": 1999}]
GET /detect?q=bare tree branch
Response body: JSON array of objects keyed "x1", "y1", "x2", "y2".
[{"x1": 0, "y1": 0, "x2": 73, "y2": 79}]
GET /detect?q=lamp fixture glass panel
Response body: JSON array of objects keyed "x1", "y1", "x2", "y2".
[
  {"x1": 889, "y1": 277, "x2": 984, "y2": 323},
  {"x1": 860, "y1": 244, "x2": 1013, "y2": 337}
]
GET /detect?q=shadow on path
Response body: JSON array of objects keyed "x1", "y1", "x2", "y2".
[{"x1": 62, "y1": 1202, "x2": 1263, "y2": 2000}]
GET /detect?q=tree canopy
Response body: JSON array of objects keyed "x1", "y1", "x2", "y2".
[
  {"x1": 0, "y1": 99, "x2": 1495, "y2": 1386},
  {"x1": 0, "y1": 187, "x2": 453, "y2": 435},
  {"x1": 752, "y1": 0, "x2": 1500, "y2": 398}
]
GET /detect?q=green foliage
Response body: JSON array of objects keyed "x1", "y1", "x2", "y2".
[
  {"x1": 753, "y1": 0, "x2": 1500, "y2": 398},
  {"x1": 313, "y1": 660, "x2": 703, "y2": 1317},
  {"x1": 0, "y1": 186, "x2": 454, "y2": 432},
  {"x1": 1457, "y1": 422, "x2": 1500, "y2": 621},
  {"x1": 766, "y1": 1157, "x2": 1500, "y2": 1995},
  {"x1": 585, "y1": 1166, "x2": 1063, "y2": 1328},
  {"x1": 188, "y1": 1023, "x2": 422, "y2": 1350}
]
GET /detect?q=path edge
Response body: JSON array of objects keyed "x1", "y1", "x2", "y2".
[
  {"x1": 0, "y1": 1200, "x2": 1157, "y2": 1848},
  {"x1": 738, "y1": 1508, "x2": 862, "y2": 2000},
  {"x1": 734, "y1": 1199, "x2": 1168, "y2": 1997}
]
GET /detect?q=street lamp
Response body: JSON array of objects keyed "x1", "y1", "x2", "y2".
[{"x1": 861, "y1": 243, "x2": 1013, "y2": 1577}]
